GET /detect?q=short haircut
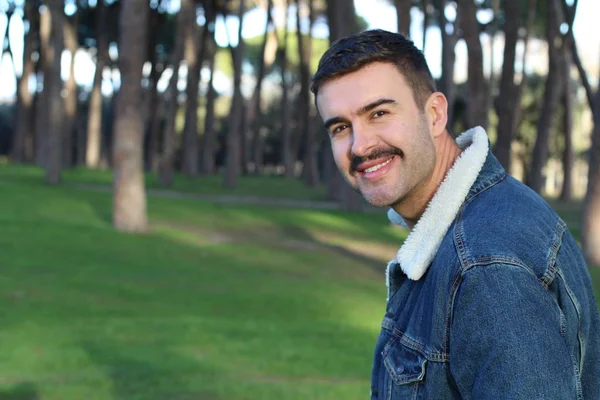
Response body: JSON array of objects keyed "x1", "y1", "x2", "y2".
[{"x1": 311, "y1": 29, "x2": 436, "y2": 111}]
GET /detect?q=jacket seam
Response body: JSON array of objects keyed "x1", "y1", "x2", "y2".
[
  {"x1": 389, "y1": 328, "x2": 449, "y2": 362},
  {"x1": 540, "y1": 219, "x2": 566, "y2": 288},
  {"x1": 454, "y1": 175, "x2": 506, "y2": 270}
]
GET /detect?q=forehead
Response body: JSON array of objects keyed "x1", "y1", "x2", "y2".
[{"x1": 316, "y1": 62, "x2": 415, "y2": 118}]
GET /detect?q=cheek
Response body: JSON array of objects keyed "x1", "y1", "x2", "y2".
[{"x1": 331, "y1": 137, "x2": 351, "y2": 166}]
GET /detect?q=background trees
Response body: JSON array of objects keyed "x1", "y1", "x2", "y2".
[{"x1": 1, "y1": 0, "x2": 599, "y2": 263}]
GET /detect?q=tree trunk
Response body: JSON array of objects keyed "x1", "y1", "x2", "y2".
[
  {"x1": 160, "y1": 4, "x2": 186, "y2": 186},
  {"x1": 224, "y1": 0, "x2": 247, "y2": 189},
  {"x1": 528, "y1": 0, "x2": 565, "y2": 194},
  {"x1": 44, "y1": 0, "x2": 64, "y2": 184},
  {"x1": 435, "y1": 0, "x2": 458, "y2": 132},
  {"x1": 560, "y1": 0, "x2": 593, "y2": 113},
  {"x1": 86, "y1": 0, "x2": 107, "y2": 169},
  {"x1": 144, "y1": 10, "x2": 164, "y2": 173},
  {"x1": 63, "y1": 12, "x2": 79, "y2": 168},
  {"x1": 112, "y1": 0, "x2": 149, "y2": 233},
  {"x1": 422, "y1": 0, "x2": 430, "y2": 51},
  {"x1": 457, "y1": 0, "x2": 488, "y2": 131},
  {"x1": 146, "y1": 76, "x2": 163, "y2": 173},
  {"x1": 326, "y1": 0, "x2": 364, "y2": 210},
  {"x1": 181, "y1": 0, "x2": 202, "y2": 177},
  {"x1": 36, "y1": 6, "x2": 52, "y2": 168},
  {"x1": 280, "y1": 0, "x2": 294, "y2": 178},
  {"x1": 507, "y1": 0, "x2": 537, "y2": 162},
  {"x1": 12, "y1": 1, "x2": 37, "y2": 163},
  {"x1": 581, "y1": 70, "x2": 600, "y2": 265},
  {"x1": 560, "y1": 0, "x2": 578, "y2": 202},
  {"x1": 247, "y1": 0, "x2": 275, "y2": 175},
  {"x1": 297, "y1": 0, "x2": 319, "y2": 186},
  {"x1": 560, "y1": 62, "x2": 574, "y2": 202},
  {"x1": 493, "y1": 0, "x2": 521, "y2": 172},
  {"x1": 200, "y1": 23, "x2": 219, "y2": 175},
  {"x1": 394, "y1": 0, "x2": 412, "y2": 35}
]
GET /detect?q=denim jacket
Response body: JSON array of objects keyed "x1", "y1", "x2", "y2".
[{"x1": 371, "y1": 127, "x2": 600, "y2": 399}]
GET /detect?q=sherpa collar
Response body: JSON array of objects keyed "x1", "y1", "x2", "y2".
[{"x1": 386, "y1": 126, "x2": 490, "y2": 281}]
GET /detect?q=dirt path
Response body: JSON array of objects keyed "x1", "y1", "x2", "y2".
[{"x1": 71, "y1": 183, "x2": 381, "y2": 213}]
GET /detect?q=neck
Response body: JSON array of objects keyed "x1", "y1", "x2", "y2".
[{"x1": 395, "y1": 131, "x2": 462, "y2": 229}]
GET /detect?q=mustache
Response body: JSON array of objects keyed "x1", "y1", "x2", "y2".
[{"x1": 350, "y1": 147, "x2": 404, "y2": 173}]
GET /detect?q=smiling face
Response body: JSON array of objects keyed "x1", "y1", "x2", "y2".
[{"x1": 316, "y1": 62, "x2": 439, "y2": 209}]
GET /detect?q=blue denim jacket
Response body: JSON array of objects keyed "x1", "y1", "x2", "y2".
[{"x1": 371, "y1": 127, "x2": 600, "y2": 399}]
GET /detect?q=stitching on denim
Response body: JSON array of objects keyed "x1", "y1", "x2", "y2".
[
  {"x1": 463, "y1": 173, "x2": 507, "y2": 204},
  {"x1": 381, "y1": 317, "x2": 395, "y2": 332},
  {"x1": 557, "y1": 268, "x2": 585, "y2": 377},
  {"x1": 390, "y1": 328, "x2": 449, "y2": 362},
  {"x1": 445, "y1": 268, "x2": 464, "y2": 356},
  {"x1": 411, "y1": 380, "x2": 419, "y2": 400},
  {"x1": 382, "y1": 337, "x2": 429, "y2": 386},
  {"x1": 461, "y1": 256, "x2": 538, "y2": 278},
  {"x1": 541, "y1": 219, "x2": 566, "y2": 288},
  {"x1": 454, "y1": 208, "x2": 470, "y2": 272},
  {"x1": 570, "y1": 351, "x2": 584, "y2": 400}
]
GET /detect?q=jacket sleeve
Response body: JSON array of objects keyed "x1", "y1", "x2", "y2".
[{"x1": 449, "y1": 263, "x2": 578, "y2": 400}]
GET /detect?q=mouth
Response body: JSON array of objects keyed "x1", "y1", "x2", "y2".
[{"x1": 356, "y1": 156, "x2": 396, "y2": 180}]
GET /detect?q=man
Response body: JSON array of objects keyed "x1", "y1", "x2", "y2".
[{"x1": 311, "y1": 29, "x2": 600, "y2": 399}]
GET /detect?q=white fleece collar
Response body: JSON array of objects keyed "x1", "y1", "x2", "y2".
[{"x1": 386, "y1": 126, "x2": 489, "y2": 282}]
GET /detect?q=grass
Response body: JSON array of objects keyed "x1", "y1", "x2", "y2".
[
  {"x1": 0, "y1": 165, "x2": 408, "y2": 400},
  {"x1": 0, "y1": 164, "x2": 598, "y2": 399},
  {"x1": 0, "y1": 164, "x2": 329, "y2": 202}
]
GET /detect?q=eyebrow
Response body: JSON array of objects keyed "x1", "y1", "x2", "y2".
[
  {"x1": 323, "y1": 98, "x2": 397, "y2": 131},
  {"x1": 356, "y1": 98, "x2": 397, "y2": 116}
]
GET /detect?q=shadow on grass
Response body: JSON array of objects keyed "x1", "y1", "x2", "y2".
[
  {"x1": 81, "y1": 341, "x2": 221, "y2": 400},
  {"x1": 278, "y1": 225, "x2": 394, "y2": 275},
  {"x1": 0, "y1": 383, "x2": 39, "y2": 400}
]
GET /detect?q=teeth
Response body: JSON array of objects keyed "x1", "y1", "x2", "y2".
[{"x1": 364, "y1": 158, "x2": 393, "y2": 173}]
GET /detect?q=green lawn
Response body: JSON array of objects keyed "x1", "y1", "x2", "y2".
[
  {"x1": 0, "y1": 165, "x2": 407, "y2": 400},
  {"x1": 0, "y1": 164, "x2": 329, "y2": 202},
  {"x1": 0, "y1": 165, "x2": 598, "y2": 400}
]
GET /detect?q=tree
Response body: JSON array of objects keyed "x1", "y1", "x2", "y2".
[
  {"x1": 199, "y1": 4, "x2": 219, "y2": 176},
  {"x1": 181, "y1": 0, "x2": 202, "y2": 177},
  {"x1": 325, "y1": 0, "x2": 364, "y2": 210},
  {"x1": 112, "y1": 0, "x2": 149, "y2": 233},
  {"x1": 528, "y1": 0, "x2": 565, "y2": 194},
  {"x1": 394, "y1": 0, "x2": 411, "y2": 35},
  {"x1": 494, "y1": 0, "x2": 537, "y2": 173},
  {"x1": 63, "y1": 10, "x2": 79, "y2": 167},
  {"x1": 86, "y1": 0, "x2": 108, "y2": 169},
  {"x1": 435, "y1": 0, "x2": 458, "y2": 131},
  {"x1": 279, "y1": 0, "x2": 295, "y2": 178},
  {"x1": 247, "y1": 0, "x2": 275, "y2": 175},
  {"x1": 160, "y1": 2, "x2": 188, "y2": 186},
  {"x1": 582, "y1": 67, "x2": 600, "y2": 265},
  {"x1": 224, "y1": 0, "x2": 247, "y2": 189},
  {"x1": 457, "y1": 0, "x2": 488, "y2": 131},
  {"x1": 145, "y1": 8, "x2": 168, "y2": 173},
  {"x1": 11, "y1": 1, "x2": 37, "y2": 163},
  {"x1": 297, "y1": 0, "x2": 319, "y2": 186},
  {"x1": 43, "y1": 0, "x2": 65, "y2": 184}
]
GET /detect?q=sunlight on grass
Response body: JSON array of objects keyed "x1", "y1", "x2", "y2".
[{"x1": 1, "y1": 165, "x2": 599, "y2": 400}]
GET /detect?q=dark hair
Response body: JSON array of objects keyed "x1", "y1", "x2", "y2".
[{"x1": 311, "y1": 29, "x2": 436, "y2": 110}]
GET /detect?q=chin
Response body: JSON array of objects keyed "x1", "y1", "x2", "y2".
[{"x1": 360, "y1": 189, "x2": 399, "y2": 208}]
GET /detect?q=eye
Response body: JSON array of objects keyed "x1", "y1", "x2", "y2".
[
  {"x1": 330, "y1": 124, "x2": 348, "y2": 136},
  {"x1": 372, "y1": 110, "x2": 387, "y2": 118}
]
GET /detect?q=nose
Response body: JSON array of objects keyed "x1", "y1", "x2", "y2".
[{"x1": 351, "y1": 123, "x2": 377, "y2": 158}]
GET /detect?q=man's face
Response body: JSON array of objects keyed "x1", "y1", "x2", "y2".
[{"x1": 316, "y1": 62, "x2": 437, "y2": 208}]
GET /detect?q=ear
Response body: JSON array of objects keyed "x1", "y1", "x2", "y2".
[{"x1": 424, "y1": 92, "x2": 448, "y2": 139}]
